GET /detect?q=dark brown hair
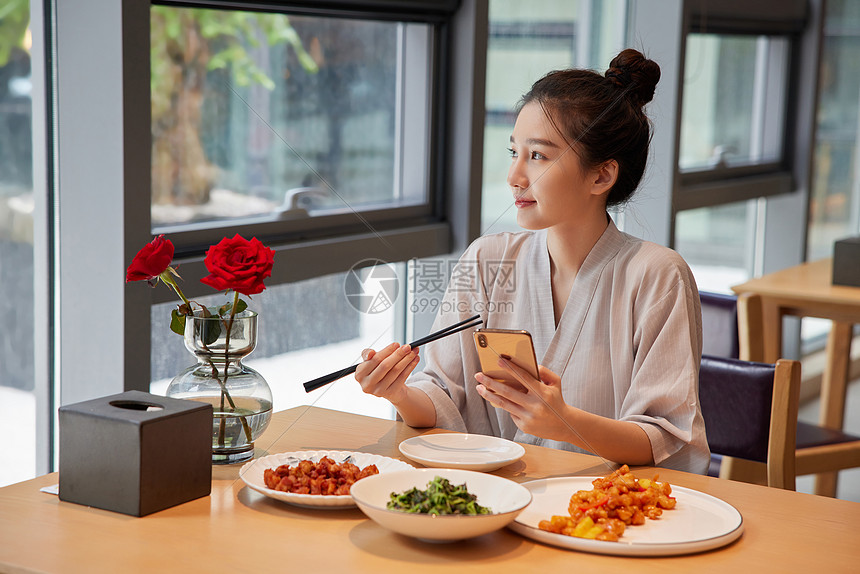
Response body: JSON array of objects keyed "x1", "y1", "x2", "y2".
[{"x1": 519, "y1": 49, "x2": 661, "y2": 207}]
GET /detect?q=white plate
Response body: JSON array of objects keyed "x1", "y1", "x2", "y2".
[
  {"x1": 509, "y1": 477, "x2": 744, "y2": 556},
  {"x1": 350, "y1": 468, "x2": 532, "y2": 542},
  {"x1": 398, "y1": 433, "x2": 526, "y2": 471},
  {"x1": 239, "y1": 450, "x2": 413, "y2": 508}
]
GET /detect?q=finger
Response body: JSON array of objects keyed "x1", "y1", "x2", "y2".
[
  {"x1": 366, "y1": 345, "x2": 415, "y2": 395},
  {"x1": 377, "y1": 344, "x2": 413, "y2": 374},
  {"x1": 381, "y1": 349, "x2": 421, "y2": 388},
  {"x1": 355, "y1": 342, "x2": 400, "y2": 385},
  {"x1": 356, "y1": 342, "x2": 399, "y2": 377},
  {"x1": 475, "y1": 372, "x2": 524, "y2": 404},
  {"x1": 361, "y1": 348, "x2": 376, "y2": 361},
  {"x1": 537, "y1": 365, "x2": 561, "y2": 386},
  {"x1": 497, "y1": 358, "x2": 537, "y2": 391},
  {"x1": 388, "y1": 353, "x2": 421, "y2": 390},
  {"x1": 476, "y1": 381, "x2": 523, "y2": 414}
]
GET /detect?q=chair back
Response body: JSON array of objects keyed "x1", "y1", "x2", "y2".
[
  {"x1": 699, "y1": 291, "x2": 740, "y2": 359},
  {"x1": 699, "y1": 354, "x2": 801, "y2": 490}
]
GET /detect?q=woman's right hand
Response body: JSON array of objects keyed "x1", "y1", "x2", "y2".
[{"x1": 354, "y1": 342, "x2": 420, "y2": 404}]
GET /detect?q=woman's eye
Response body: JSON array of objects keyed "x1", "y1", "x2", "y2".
[
  {"x1": 507, "y1": 147, "x2": 517, "y2": 158},
  {"x1": 530, "y1": 151, "x2": 546, "y2": 160}
]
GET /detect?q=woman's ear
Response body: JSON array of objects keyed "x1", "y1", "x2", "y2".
[{"x1": 590, "y1": 160, "x2": 619, "y2": 197}]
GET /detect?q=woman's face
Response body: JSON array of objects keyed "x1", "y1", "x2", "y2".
[{"x1": 507, "y1": 102, "x2": 608, "y2": 232}]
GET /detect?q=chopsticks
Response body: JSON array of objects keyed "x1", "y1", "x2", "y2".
[
  {"x1": 407, "y1": 313, "x2": 482, "y2": 349},
  {"x1": 302, "y1": 314, "x2": 483, "y2": 393}
]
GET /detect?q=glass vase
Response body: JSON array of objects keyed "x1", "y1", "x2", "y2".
[{"x1": 165, "y1": 310, "x2": 272, "y2": 464}]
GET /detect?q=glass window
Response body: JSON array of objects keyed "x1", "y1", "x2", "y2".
[
  {"x1": 804, "y1": 0, "x2": 860, "y2": 350},
  {"x1": 675, "y1": 28, "x2": 796, "y2": 301},
  {"x1": 481, "y1": 0, "x2": 627, "y2": 234},
  {"x1": 150, "y1": 264, "x2": 403, "y2": 421},
  {"x1": 674, "y1": 200, "x2": 758, "y2": 293},
  {"x1": 807, "y1": 0, "x2": 860, "y2": 261},
  {"x1": 143, "y1": 2, "x2": 470, "y2": 425},
  {"x1": 151, "y1": 6, "x2": 432, "y2": 237},
  {"x1": 0, "y1": 0, "x2": 34, "y2": 487},
  {"x1": 680, "y1": 33, "x2": 788, "y2": 172}
]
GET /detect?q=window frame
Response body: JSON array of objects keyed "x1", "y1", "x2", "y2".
[
  {"x1": 671, "y1": 0, "x2": 809, "y2": 213},
  {"x1": 144, "y1": 0, "x2": 477, "y2": 295},
  {"x1": 673, "y1": 27, "x2": 798, "y2": 213}
]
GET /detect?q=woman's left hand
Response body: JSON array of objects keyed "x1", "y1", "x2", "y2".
[{"x1": 474, "y1": 359, "x2": 574, "y2": 442}]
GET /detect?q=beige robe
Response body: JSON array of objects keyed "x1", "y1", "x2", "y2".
[{"x1": 407, "y1": 220, "x2": 710, "y2": 474}]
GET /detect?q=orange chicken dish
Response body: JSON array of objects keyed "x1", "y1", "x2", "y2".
[
  {"x1": 263, "y1": 456, "x2": 379, "y2": 495},
  {"x1": 538, "y1": 465, "x2": 676, "y2": 542}
]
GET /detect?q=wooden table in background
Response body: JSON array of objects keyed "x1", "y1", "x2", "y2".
[
  {"x1": 1, "y1": 406, "x2": 859, "y2": 573},
  {"x1": 733, "y1": 258, "x2": 860, "y2": 496}
]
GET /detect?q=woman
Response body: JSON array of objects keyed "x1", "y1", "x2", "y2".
[{"x1": 355, "y1": 49, "x2": 709, "y2": 474}]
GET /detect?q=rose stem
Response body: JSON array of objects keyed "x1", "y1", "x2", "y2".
[{"x1": 222, "y1": 290, "x2": 253, "y2": 444}]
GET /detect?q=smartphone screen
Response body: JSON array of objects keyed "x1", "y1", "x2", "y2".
[{"x1": 473, "y1": 328, "x2": 539, "y2": 388}]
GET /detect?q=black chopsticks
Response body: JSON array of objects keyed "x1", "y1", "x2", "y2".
[
  {"x1": 407, "y1": 314, "x2": 482, "y2": 349},
  {"x1": 302, "y1": 314, "x2": 483, "y2": 393}
]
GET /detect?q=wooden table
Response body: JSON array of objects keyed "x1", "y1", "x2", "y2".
[
  {"x1": 732, "y1": 258, "x2": 860, "y2": 496},
  {"x1": 2, "y1": 406, "x2": 859, "y2": 573}
]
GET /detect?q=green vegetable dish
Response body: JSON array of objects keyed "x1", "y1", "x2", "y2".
[{"x1": 387, "y1": 476, "x2": 492, "y2": 515}]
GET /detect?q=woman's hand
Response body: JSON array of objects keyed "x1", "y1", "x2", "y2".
[
  {"x1": 474, "y1": 359, "x2": 574, "y2": 443},
  {"x1": 475, "y1": 358, "x2": 654, "y2": 465},
  {"x1": 354, "y1": 342, "x2": 420, "y2": 404}
]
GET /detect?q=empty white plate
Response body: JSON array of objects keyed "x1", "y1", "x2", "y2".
[{"x1": 399, "y1": 433, "x2": 526, "y2": 472}]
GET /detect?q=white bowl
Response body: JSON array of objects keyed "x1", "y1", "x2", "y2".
[{"x1": 349, "y1": 468, "x2": 532, "y2": 542}]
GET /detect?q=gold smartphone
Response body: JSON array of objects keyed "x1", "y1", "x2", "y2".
[{"x1": 473, "y1": 328, "x2": 539, "y2": 390}]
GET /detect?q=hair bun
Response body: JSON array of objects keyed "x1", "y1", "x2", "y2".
[{"x1": 605, "y1": 49, "x2": 661, "y2": 107}]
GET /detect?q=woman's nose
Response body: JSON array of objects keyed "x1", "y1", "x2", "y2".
[{"x1": 507, "y1": 157, "x2": 528, "y2": 191}]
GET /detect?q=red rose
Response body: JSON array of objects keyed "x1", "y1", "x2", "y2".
[
  {"x1": 126, "y1": 235, "x2": 175, "y2": 283},
  {"x1": 200, "y1": 234, "x2": 275, "y2": 296}
]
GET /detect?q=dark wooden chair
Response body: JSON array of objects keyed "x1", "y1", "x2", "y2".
[
  {"x1": 699, "y1": 290, "x2": 744, "y2": 477},
  {"x1": 700, "y1": 291, "x2": 741, "y2": 359},
  {"x1": 736, "y1": 293, "x2": 860, "y2": 496},
  {"x1": 699, "y1": 355, "x2": 801, "y2": 490}
]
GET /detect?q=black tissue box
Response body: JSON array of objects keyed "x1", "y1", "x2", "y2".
[
  {"x1": 59, "y1": 390, "x2": 213, "y2": 516},
  {"x1": 833, "y1": 236, "x2": 860, "y2": 287}
]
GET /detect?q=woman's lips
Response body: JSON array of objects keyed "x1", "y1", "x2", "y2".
[{"x1": 515, "y1": 198, "x2": 536, "y2": 208}]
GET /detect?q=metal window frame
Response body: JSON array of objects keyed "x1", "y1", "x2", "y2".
[
  {"x1": 674, "y1": 30, "x2": 796, "y2": 213},
  {"x1": 145, "y1": 0, "x2": 461, "y2": 276}
]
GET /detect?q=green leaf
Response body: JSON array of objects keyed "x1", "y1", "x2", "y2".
[
  {"x1": 218, "y1": 297, "x2": 248, "y2": 318},
  {"x1": 201, "y1": 319, "x2": 221, "y2": 345},
  {"x1": 169, "y1": 309, "x2": 186, "y2": 336},
  {"x1": 235, "y1": 298, "x2": 248, "y2": 314}
]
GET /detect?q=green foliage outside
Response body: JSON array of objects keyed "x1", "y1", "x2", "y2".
[
  {"x1": 0, "y1": 0, "x2": 29, "y2": 67},
  {"x1": 151, "y1": 6, "x2": 318, "y2": 125},
  {"x1": 150, "y1": 6, "x2": 319, "y2": 205},
  {"x1": 0, "y1": 3, "x2": 321, "y2": 205}
]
